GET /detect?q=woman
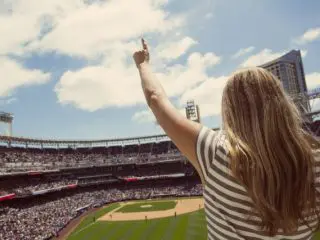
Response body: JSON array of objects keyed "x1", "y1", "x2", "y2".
[{"x1": 133, "y1": 39, "x2": 320, "y2": 239}]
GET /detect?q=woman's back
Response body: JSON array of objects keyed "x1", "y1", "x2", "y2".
[
  {"x1": 133, "y1": 42, "x2": 320, "y2": 240},
  {"x1": 197, "y1": 127, "x2": 320, "y2": 240}
]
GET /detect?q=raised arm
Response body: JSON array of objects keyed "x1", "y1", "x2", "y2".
[{"x1": 133, "y1": 39, "x2": 205, "y2": 183}]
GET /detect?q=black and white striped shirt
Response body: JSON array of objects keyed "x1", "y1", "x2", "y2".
[{"x1": 196, "y1": 126, "x2": 319, "y2": 240}]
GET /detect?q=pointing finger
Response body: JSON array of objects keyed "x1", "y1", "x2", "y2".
[{"x1": 142, "y1": 38, "x2": 148, "y2": 51}]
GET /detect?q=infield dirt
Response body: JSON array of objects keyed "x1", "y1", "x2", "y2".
[{"x1": 98, "y1": 198, "x2": 204, "y2": 221}]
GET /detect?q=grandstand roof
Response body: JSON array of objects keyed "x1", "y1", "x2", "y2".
[{"x1": 0, "y1": 127, "x2": 220, "y2": 147}]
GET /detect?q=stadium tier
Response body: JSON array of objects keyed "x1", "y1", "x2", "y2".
[
  {"x1": 0, "y1": 121, "x2": 319, "y2": 240},
  {"x1": 0, "y1": 132, "x2": 204, "y2": 240},
  {"x1": 0, "y1": 122, "x2": 318, "y2": 174},
  {"x1": 0, "y1": 179, "x2": 203, "y2": 240},
  {"x1": 0, "y1": 134, "x2": 183, "y2": 173}
]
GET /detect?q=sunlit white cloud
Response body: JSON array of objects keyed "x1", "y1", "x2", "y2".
[
  {"x1": 133, "y1": 104, "x2": 190, "y2": 124},
  {"x1": 33, "y1": 1, "x2": 184, "y2": 59},
  {"x1": 179, "y1": 76, "x2": 228, "y2": 117},
  {"x1": 0, "y1": 0, "x2": 224, "y2": 116},
  {"x1": 231, "y1": 46, "x2": 255, "y2": 59},
  {"x1": 240, "y1": 49, "x2": 285, "y2": 67},
  {"x1": 156, "y1": 37, "x2": 197, "y2": 61},
  {"x1": 306, "y1": 72, "x2": 320, "y2": 90},
  {"x1": 0, "y1": 0, "x2": 83, "y2": 55},
  {"x1": 56, "y1": 51, "x2": 221, "y2": 111},
  {"x1": 294, "y1": 27, "x2": 320, "y2": 45},
  {"x1": 301, "y1": 50, "x2": 308, "y2": 58},
  {"x1": 0, "y1": 57, "x2": 50, "y2": 97},
  {"x1": 1, "y1": 0, "x2": 319, "y2": 126},
  {"x1": 132, "y1": 109, "x2": 156, "y2": 123}
]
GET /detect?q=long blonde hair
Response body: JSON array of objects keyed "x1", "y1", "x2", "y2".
[{"x1": 221, "y1": 67, "x2": 320, "y2": 235}]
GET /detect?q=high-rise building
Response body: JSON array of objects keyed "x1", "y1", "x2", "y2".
[{"x1": 260, "y1": 50, "x2": 310, "y2": 114}]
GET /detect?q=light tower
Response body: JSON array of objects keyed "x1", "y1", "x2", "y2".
[
  {"x1": 185, "y1": 100, "x2": 201, "y2": 123},
  {"x1": 0, "y1": 112, "x2": 13, "y2": 137}
]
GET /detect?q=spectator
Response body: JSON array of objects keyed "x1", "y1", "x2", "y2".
[{"x1": 0, "y1": 183, "x2": 202, "y2": 240}]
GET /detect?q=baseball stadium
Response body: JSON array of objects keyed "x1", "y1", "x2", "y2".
[
  {"x1": 0, "y1": 128, "x2": 209, "y2": 240},
  {"x1": 2, "y1": 0, "x2": 320, "y2": 239},
  {"x1": 0, "y1": 47, "x2": 320, "y2": 239},
  {"x1": 0, "y1": 116, "x2": 319, "y2": 240}
]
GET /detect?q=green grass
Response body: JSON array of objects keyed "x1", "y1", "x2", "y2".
[
  {"x1": 116, "y1": 200, "x2": 177, "y2": 213},
  {"x1": 314, "y1": 232, "x2": 320, "y2": 240},
  {"x1": 73, "y1": 203, "x2": 120, "y2": 232},
  {"x1": 67, "y1": 198, "x2": 320, "y2": 240},
  {"x1": 67, "y1": 209, "x2": 207, "y2": 240}
]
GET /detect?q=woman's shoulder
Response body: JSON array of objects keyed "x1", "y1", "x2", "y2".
[
  {"x1": 198, "y1": 126, "x2": 231, "y2": 162},
  {"x1": 215, "y1": 130, "x2": 230, "y2": 152}
]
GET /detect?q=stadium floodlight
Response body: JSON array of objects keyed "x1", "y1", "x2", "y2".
[
  {"x1": 185, "y1": 100, "x2": 201, "y2": 123},
  {"x1": 0, "y1": 112, "x2": 14, "y2": 137}
]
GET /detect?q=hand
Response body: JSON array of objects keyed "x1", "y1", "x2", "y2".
[{"x1": 133, "y1": 38, "x2": 150, "y2": 68}]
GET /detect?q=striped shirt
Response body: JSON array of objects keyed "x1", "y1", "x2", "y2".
[{"x1": 196, "y1": 126, "x2": 320, "y2": 240}]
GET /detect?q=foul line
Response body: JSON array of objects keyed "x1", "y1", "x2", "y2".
[{"x1": 70, "y1": 222, "x2": 96, "y2": 237}]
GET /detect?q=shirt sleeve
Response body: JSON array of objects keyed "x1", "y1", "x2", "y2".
[{"x1": 196, "y1": 126, "x2": 219, "y2": 183}]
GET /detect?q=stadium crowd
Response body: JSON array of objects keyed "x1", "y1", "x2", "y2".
[
  {"x1": 1, "y1": 119, "x2": 318, "y2": 174},
  {"x1": 0, "y1": 178, "x2": 77, "y2": 196},
  {"x1": 0, "y1": 147, "x2": 183, "y2": 173},
  {"x1": 0, "y1": 119, "x2": 317, "y2": 240},
  {"x1": 1, "y1": 160, "x2": 190, "y2": 196},
  {"x1": 0, "y1": 184, "x2": 202, "y2": 240}
]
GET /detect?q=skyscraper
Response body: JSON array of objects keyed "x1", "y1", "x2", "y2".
[{"x1": 260, "y1": 50, "x2": 310, "y2": 114}]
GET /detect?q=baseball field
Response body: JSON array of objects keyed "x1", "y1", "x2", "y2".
[
  {"x1": 65, "y1": 197, "x2": 207, "y2": 240},
  {"x1": 63, "y1": 197, "x2": 320, "y2": 240}
]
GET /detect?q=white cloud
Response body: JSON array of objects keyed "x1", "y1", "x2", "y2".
[
  {"x1": 157, "y1": 52, "x2": 221, "y2": 97},
  {"x1": 6, "y1": 98, "x2": 17, "y2": 104},
  {"x1": 0, "y1": 0, "x2": 184, "y2": 58},
  {"x1": 231, "y1": 46, "x2": 255, "y2": 59},
  {"x1": 306, "y1": 73, "x2": 320, "y2": 90},
  {"x1": 0, "y1": 57, "x2": 50, "y2": 97},
  {"x1": 0, "y1": 14, "x2": 38, "y2": 55},
  {"x1": 132, "y1": 109, "x2": 156, "y2": 123},
  {"x1": 311, "y1": 99, "x2": 320, "y2": 112},
  {"x1": 55, "y1": 64, "x2": 142, "y2": 111},
  {"x1": 301, "y1": 49, "x2": 308, "y2": 58},
  {"x1": 55, "y1": 51, "x2": 221, "y2": 111},
  {"x1": 310, "y1": 98, "x2": 320, "y2": 111},
  {"x1": 29, "y1": 0, "x2": 184, "y2": 59},
  {"x1": 172, "y1": 70, "x2": 319, "y2": 118},
  {"x1": 133, "y1": 105, "x2": 187, "y2": 124},
  {"x1": 1, "y1": 0, "x2": 224, "y2": 116},
  {"x1": 0, "y1": 97, "x2": 17, "y2": 106},
  {"x1": 179, "y1": 76, "x2": 228, "y2": 117},
  {"x1": 0, "y1": 0, "x2": 83, "y2": 55},
  {"x1": 174, "y1": 71, "x2": 319, "y2": 118},
  {"x1": 240, "y1": 49, "x2": 285, "y2": 67},
  {"x1": 156, "y1": 37, "x2": 197, "y2": 61},
  {"x1": 0, "y1": 0, "x2": 192, "y2": 102},
  {"x1": 294, "y1": 27, "x2": 320, "y2": 45}
]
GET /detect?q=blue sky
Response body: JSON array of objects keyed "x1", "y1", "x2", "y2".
[{"x1": 0, "y1": 0, "x2": 319, "y2": 140}]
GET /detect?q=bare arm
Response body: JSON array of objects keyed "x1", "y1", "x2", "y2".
[{"x1": 133, "y1": 39, "x2": 204, "y2": 183}]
